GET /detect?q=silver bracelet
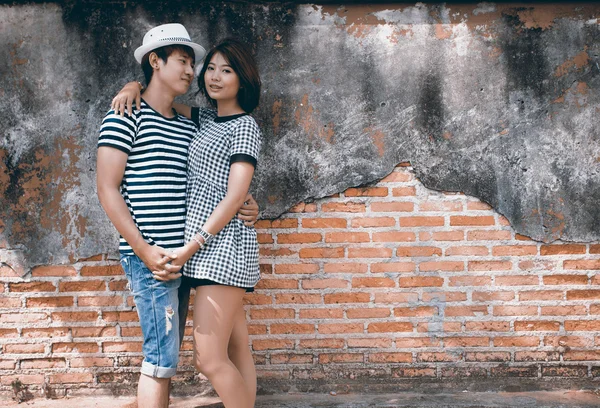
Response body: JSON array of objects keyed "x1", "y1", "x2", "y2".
[{"x1": 197, "y1": 227, "x2": 214, "y2": 246}]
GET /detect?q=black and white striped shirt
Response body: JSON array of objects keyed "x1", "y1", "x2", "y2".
[{"x1": 98, "y1": 100, "x2": 197, "y2": 255}]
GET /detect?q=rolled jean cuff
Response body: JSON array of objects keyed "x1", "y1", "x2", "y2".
[{"x1": 141, "y1": 361, "x2": 177, "y2": 378}]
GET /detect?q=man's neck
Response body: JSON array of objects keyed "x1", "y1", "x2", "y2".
[{"x1": 142, "y1": 82, "x2": 176, "y2": 118}]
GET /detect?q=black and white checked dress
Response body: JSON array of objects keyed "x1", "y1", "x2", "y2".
[{"x1": 183, "y1": 108, "x2": 261, "y2": 288}]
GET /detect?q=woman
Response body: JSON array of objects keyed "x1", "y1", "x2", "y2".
[{"x1": 113, "y1": 38, "x2": 261, "y2": 408}]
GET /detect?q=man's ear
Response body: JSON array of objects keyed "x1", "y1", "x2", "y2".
[{"x1": 149, "y1": 52, "x2": 160, "y2": 70}]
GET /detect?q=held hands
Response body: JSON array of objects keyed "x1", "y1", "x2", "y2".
[
  {"x1": 237, "y1": 193, "x2": 259, "y2": 226},
  {"x1": 111, "y1": 81, "x2": 142, "y2": 117},
  {"x1": 151, "y1": 243, "x2": 195, "y2": 281},
  {"x1": 136, "y1": 244, "x2": 181, "y2": 281}
]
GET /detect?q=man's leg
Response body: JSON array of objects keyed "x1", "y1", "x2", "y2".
[{"x1": 137, "y1": 376, "x2": 170, "y2": 408}]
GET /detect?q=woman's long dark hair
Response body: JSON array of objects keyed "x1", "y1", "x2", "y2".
[{"x1": 198, "y1": 38, "x2": 261, "y2": 113}]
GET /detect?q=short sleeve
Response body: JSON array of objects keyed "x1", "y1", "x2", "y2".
[
  {"x1": 230, "y1": 118, "x2": 261, "y2": 168},
  {"x1": 97, "y1": 109, "x2": 137, "y2": 154}
]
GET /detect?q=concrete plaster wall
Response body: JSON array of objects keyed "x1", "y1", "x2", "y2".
[{"x1": 1, "y1": 1, "x2": 600, "y2": 271}]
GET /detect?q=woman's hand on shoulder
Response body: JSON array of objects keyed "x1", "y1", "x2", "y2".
[{"x1": 111, "y1": 81, "x2": 142, "y2": 117}]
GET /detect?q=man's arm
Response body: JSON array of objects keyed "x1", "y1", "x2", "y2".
[{"x1": 96, "y1": 146, "x2": 180, "y2": 279}]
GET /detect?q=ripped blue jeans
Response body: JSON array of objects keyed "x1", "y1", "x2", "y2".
[{"x1": 120, "y1": 255, "x2": 180, "y2": 378}]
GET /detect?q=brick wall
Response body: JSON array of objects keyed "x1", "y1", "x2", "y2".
[{"x1": 1, "y1": 163, "x2": 600, "y2": 397}]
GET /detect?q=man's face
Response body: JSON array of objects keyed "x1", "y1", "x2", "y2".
[{"x1": 155, "y1": 49, "x2": 195, "y2": 95}]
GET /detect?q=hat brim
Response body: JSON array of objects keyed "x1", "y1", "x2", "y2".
[{"x1": 134, "y1": 40, "x2": 206, "y2": 65}]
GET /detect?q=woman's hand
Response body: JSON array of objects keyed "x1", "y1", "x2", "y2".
[
  {"x1": 237, "y1": 193, "x2": 259, "y2": 226},
  {"x1": 111, "y1": 81, "x2": 142, "y2": 117}
]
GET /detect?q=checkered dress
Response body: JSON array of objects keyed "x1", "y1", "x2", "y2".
[{"x1": 183, "y1": 108, "x2": 262, "y2": 288}]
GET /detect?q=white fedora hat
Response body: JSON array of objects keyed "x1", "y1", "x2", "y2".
[{"x1": 134, "y1": 23, "x2": 206, "y2": 64}]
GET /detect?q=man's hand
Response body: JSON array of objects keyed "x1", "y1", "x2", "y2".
[
  {"x1": 151, "y1": 245, "x2": 189, "y2": 281},
  {"x1": 136, "y1": 244, "x2": 180, "y2": 281},
  {"x1": 237, "y1": 193, "x2": 259, "y2": 226}
]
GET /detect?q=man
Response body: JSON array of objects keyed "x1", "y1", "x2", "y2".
[{"x1": 97, "y1": 23, "x2": 258, "y2": 408}]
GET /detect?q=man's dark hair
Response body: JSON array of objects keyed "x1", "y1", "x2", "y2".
[
  {"x1": 197, "y1": 38, "x2": 261, "y2": 113},
  {"x1": 141, "y1": 44, "x2": 195, "y2": 85}
]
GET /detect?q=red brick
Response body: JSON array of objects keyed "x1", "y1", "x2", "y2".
[
  {"x1": 564, "y1": 351, "x2": 600, "y2": 361},
  {"x1": 564, "y1": 260, "x2": 600, "y2": 270},
  {"x1": 324, "y1": 263, "x2": 368, "y2": 273},
  {"x1": 31, "y1": 266, "x2": 77, "y2": 277},
  {"x1": 347, "y1": 338, "x2": 392, "y2": 348},
  {"x1": 420, "y1": 261, "x2": 463, "y2": 272},
  {"x1": 369, "y1": 352, "x2": 412, "y2": 363},
  {"x1": 49, "y1": 373, "x2": 94, "y2": 384},
  {"x1": 244, "y1": 294, "x2": 272, "y2": 306},
  {"x1": 275, "y1": 264, "x2": 319, "y2": 274},
  {"x1": 348, "y1": 248, "x2": 393, "y2": 258},
  {"x1": 371, "y1": 202, "x2": 414, "y2": 212},
  {"x1": 4, "y1": 344, "x2": 46, "y2": 354},
  {"x1": 472, "y1": 291, "x2": 514, "y2": 302},
  {"x1": 99, "y1": 311, "x2": 137, "y2": 322},
  {"x1": 270, "y1": 353, "x2": 313, "y2": 365},
  {"x1": 325, "y1": 293, "x2": 370, "y2": 304},
  {"x1": 351, "y1": 217, "x2": 395, "y2": 228},
  {"x1": 52, "y1": 342, "x2": 99, "y2": 353},
  {"x1": 495, "y1": 275, "x2": 538, "y2": 286},
  {"x1": 541, "y1": 244, "x2": 587, "y2": 255},
  {"x1": 0, "y1": 374, "x2": 45, "y2": 385},
  {"x1": 395, "y1": 337, "x2": 440, "y2": 348},
  {"x1": 370, "y1": 232, "x2": 416, "y2": 243},
  {"x1": 394, "y1": 306, "x2": 437, "y2": 317},
  {"x1": 392, "y1": 187, "x2": 416, "y2": 196},
  {"x1": 445, "y1": 246, "x2": 489, "y2": 256},
  {"x1": 519, "y1": 259, "x2": 556, "y2": 271},
  {"x1": 0, "y1": 297, "x2": 21, "y2": 308},
  {"x1": 319, "y1": 353, "x2": 364, "y2": 363},
  {"x1": 275, "y1": 293, "x2": 321, "y2": 304},
  {"x1": 516, "y1": 351, "x2": 561, "y2": 362},
  {"x1": 250, "y1": 308, "x2": 295, "y2": 320},
  {"x1": 519, "y1": 291, "x2": 563, "y2": 301},
  {"x1": 302, "y1": 278, "x2": 348, "y2": 289},
  {"x1": 255, "y1": 279, "x2": 298, "y2": 289},
  {"x1": 542, "y1": 366, "x2": 588, "y2": 377},
  {"x1": 399, "y1": 216, "x2": 444, "y2": 227},
  {"x1": 26, "y1": 296, "x2": 73, "y2": 308},
  {"x1": 9, "y1": 281, "x2": 56, "y2": 292},
  {"x1": 0, "y1": 312, "x2": 47, "y2": 323},
  {"x1": 467, "y1": 230, "x2": 511, "y2": 241},
  {"x1": 567, "y1": 290, "x2": 600, "y2": 300},
  {"x1": 346, "y1": 308, "x2": 391, "y2": 319},
  {"x1": 492, "y1": 245, "x2": 538, "y2": 256},
  {"x1": 591, "y1": 244, "x2": 600, "y2": 254},
  {"x1": 322, "y1": 202, "x2": 366, "y2": 213},
  {"x1": 466, "y1": 352, "x2": 510, "y2": 362},
  {"x1": 352, "y1": 277, "x2": 395, "y2": 288},
  {"x1": 367, "y1": 322, "x2": 413, "y2": 333},
  {"x1": 257, "y1": 233, "x2": 274, "y2": 244},
  {"x1": 465, "y1": 321, "x2": 510, "y2": 332},
  {"x1": 302, "y1": 218, "x2": 347, "y2": 228},
  {"x1": 78, "y1": 296, "x2": 123, "y2": 306},
  {"x1": 326, "y1": 232, "x2": 369, "y2": 243},
  {"x1": 432, "y1": 231, "x2": 464, "y2": 241},
  {"x1": 514, "y1": 321, "x2": 560, "y2": 331},
  {"x1": 299, "y1": 308, "x2": 344, "y2": 319},
  {"x1": 418, "y1": 322, "x2": 462, "y2": 333},
  {"x1": 80, "y1": 265, "x2": 123, "y2": 276},
  {"x1": 565, "y1": 320, "x2": 600, "y2": 331},
  {"x1": 0, "y1": 328, "x2": 19, "y2": 338},
  {"x1": 446, "y1": 306, "x2": 488, "y2": 317},
  {"x1": 288, "y1": 203, "x2": 317, "y2": 213},
  {"x1": 422, "y1": 292, "x2": 467, "y2": 302},
  {"x1": 396, "y1": 246, "x2": 442, "y2": 257},
  {"x1": 591, "y1": 304, "x2": 600, "y2": 315},
  {"x1": 318, "y1": 323, "x2": 363, "y2": 334},
  {"x1": 467, "y1": 201, "x2": 492, "y2": 210},
  {"x1": 270, "y1": 323, "x2": 314, "y2": 334},
  {"x1": 345, "y1": 187, "x2": 388, "y2": 197},
  {"x1": 541, "y1": 306, "x2": 586, "y2": 316},
  {"x1": 493, "y1": 336, "x2": 540, "y2": 347},
  {"x1": 450, "y1": 216, "x2": 495, "y2": 226},
  {"x1": 255, "y1": 219, "x2": 298, "y2": 229},
  {"x1": 21, "y1": 328, "x2": 69, "y2": 338},
  {"x1": 449, "y1": 276, "x2": 491, "y2": 286},
  {"x1": 103, "y1": 341, "x2": 142, "y2": 352},
  {"x1": 277, "y1": 233, "x2": 322, "y2": 244},
  {"x1": 544, "y1": 275, "x2": 588, "y2": 285},
  {"x1": 374, "y1": 292, "x2": 419, "y2": 303},
  {"x1": 71, "y1": 357, "x2": 114, "y2": 368},
  {"x1": 399, "y1": 276, "x2": 444, "y2": 287},
  {"x1": 493, "y1": 306, "x2": 537, "y2": 316},
  {"x1": 247, "y1": 325, "x2": 267, "y2": 335},
  {"x1": 371, "y1": 262, "x2": 415, "y2": 272},
  {"x1": 468, "y1": 261, "x2": 512, "y2": 271},
  {"x1": 299, "y1": 339, "x2": 344, "y2": 349},
  {"x1": 394, "y1": 367, "x2": 438, "y2": 377},
  {"x1": 419, "y1": 201, "x2": 463, "y2": 212},
  {"x1": 417, "y1": 352, "x2": 461, "y2": 362},
  {"x1": 545, "y1": 336, "x2": 593, "y2": 347},
  {"x1": 108, "y1": 280, "x2": 128, "y2": 291},
  {"x1": 121, "y1": 327, "x2": 142, "y2": 337}
]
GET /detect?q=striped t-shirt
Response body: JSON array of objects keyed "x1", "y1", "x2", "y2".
[{"x1": 98, "y1": 100, "x2": 197, "y2": 255}]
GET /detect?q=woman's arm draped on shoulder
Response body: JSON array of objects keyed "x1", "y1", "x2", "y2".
[{"x1": 111, "y1": 81, "x2": 142, "y2": 117}]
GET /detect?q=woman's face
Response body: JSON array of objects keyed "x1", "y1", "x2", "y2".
[{"x1": 204, "y1": 52, "x2": 240, "y2": 104}]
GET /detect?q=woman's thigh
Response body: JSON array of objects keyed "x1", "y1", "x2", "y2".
[{"x1": 192, "y1": 284, "x2": 246, "y2": 359}]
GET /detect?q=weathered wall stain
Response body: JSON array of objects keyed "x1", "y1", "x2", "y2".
[{"x1": 1, "y1": 1, "x2": 600, "y2": 270}]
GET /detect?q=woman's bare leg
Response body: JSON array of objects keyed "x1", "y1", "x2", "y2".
[
  {"x1": 193, "y1": 285, "x2": 251, "y2": 408},
  {"x1": 228, "y1": 306, "x2": 256, "y2": 406}
]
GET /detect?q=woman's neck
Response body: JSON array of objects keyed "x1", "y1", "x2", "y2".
[{"x1": 216, "y1": 99, "x2": 245, "y2": 117}]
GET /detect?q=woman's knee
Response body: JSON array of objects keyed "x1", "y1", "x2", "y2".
[{"x1": 194, "y1": 351, "x2": 227, "y2": 377}]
